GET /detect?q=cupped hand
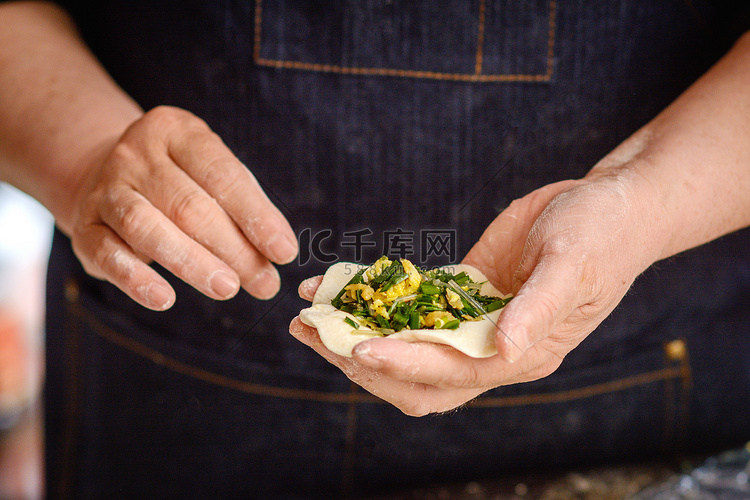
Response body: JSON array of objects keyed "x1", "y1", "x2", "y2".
[
  {"x1": 290, "y1": 175, "x2": 663, "y2": 416},
  {"x1": 68, "y1": 106, "x2": 298, "y2": 310}
]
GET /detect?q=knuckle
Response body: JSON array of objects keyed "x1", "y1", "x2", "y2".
[
  {"x1": 144, "y1": 105, "x2": 183, "y2": 126},
  {"x1": 535, "y1": 362, "x2": 559, "y2": 380},
  {"x1": 401, "y1": 396, "x2": 450, "y2": 417},
  {"x1": 168, "y1": 189, "x2": 214, "y2": 231},
  {"x1": 399, "y1": 394, "x2": 432, "y2": 417},
  {"x1": 87, "y1": 239, "x2": 115, "y2": 275},
  {"x1": 93, "y1": 247, "x2": 143, "y2": 294},
  {"x1": 115, "y1": 199, "x2": 155, "y2": 244},
  {"x1": 142, "y1": 105, "x2": 208, "y2": 135},
  {"x1": 131, "y1": 107, "x2": 170, "y2": 135},
  {"x1": 401, "y1": 405, "x2": 430, "y2": 417},
  {"x1": 240, "y1": 208, "x2": 278, "y2": 240},
  {"x1": 70, "y1": 238, "x2": 104, "y2": 279},
  {"x1": 450, "y1": 363, "x2": 481, "y2": 389},
  {"x1": 108, "y1": 139, "x2": 140, "y2": 166},
  {"x1": 70, "y1": 229, "x2": 132, "y2": 286},
  {"x1": 397, "y1": 385, "x2": 438, "y2": 417},
  {"x1": 232, "y1": 246, "x2": 267, "y2": 283},
  {"x1": 198, "y1": 154, "x2": 245, "y2": 194},
  {"x1": 532, "y1": 289, "x2": 562, "y2": 326}
]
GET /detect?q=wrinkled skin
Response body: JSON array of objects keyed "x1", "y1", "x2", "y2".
[
  {"x1": 290, "y1": 174, "x2": 661, "y2": 416},
  {"x1": 68, "y1": 106, "x2": 298, "y2": 310}
]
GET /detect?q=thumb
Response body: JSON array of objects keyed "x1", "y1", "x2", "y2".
[{"x1": 494, "y1": 254, "x2": 581, "y2": 362}]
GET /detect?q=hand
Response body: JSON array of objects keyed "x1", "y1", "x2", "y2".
[
  {"x1": 290, "y1": 176, "x2": 661, "y2": 416},
  {"x1": 68, "y1": 106, "x2": 298, "y2": 310}
]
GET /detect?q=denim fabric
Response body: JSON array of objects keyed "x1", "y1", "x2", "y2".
[{"x1": 44, "y1": 1, "x2": 750, "y2": 498}]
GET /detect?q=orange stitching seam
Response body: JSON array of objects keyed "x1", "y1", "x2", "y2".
[
  {"x1": 72, "y1": 299, "x2": 685, "y2": 408},
  {"x1": 58, "y1": 290, "x2": 84, "y2": 500},
  {"x1": 70, "y1": 300, "x2": 377, "y2": 404},
  {"x1": 474, "y1": 0, "x2": 486, "y2": 75},
  {"x1": 662, "y1": 350, "x2": 676, "y2": 450},
  {"x1": 470, "y1": 367, "x2": 683, "y2": 408},
  {"x1": 661, "y1": 338, "x2": 693, "y2": 451},
  {"x1": 341, "y1": 382, "x2": 360, "y2": 497},
  {"x1": 253, "y1": 0, "x2": 556, "y2": 83},
  {"x1": 253, "y1": 0, "x2": 263, "y2": 63},
  {"x1": 677, "y1": 339, "x2": 693, "y2": 449},
  {"x1": 546, "y1": 0, "x2": 557, "y2": 78}
]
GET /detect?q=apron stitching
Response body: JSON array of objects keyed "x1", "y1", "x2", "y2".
[
  {"x1": 661, "y1": 338, "x2": 693, "y2": 452},
  {"x1": 69, "y1": 298, "x2": 377, "y2": 403},
  {"x1": 662, "y1": 348, "x2": 676, "y2": 452},
  {"x1": 474, "y1": 0, "x2": 487, "y2": 75},
  {"x1": 341, "y1": 382, "x2": 360, "y2": 497},
  {"x1": 69, "y1": 296, "x2": 685, "y2": 407},
  {"x1": 253, "y1": 0, "x2": 263, "y2": 64},
  {"x1": 677, "y1": 338, "x2": 693, "y2": 451},
  {"x1": 546, "y1": 0, "x2": 557, "y2": 79},
  {"x1": 253, "y1": 0, "x2": 556, "y2": 83},
  {"x1": 470, "y1": 366, "x2": 684, "y2": 408},
  {"x1": 58, "y1": 278, "x2": 84, "y2": 500}
]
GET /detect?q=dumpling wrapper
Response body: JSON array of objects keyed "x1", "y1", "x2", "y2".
[{"x1": 299, "y1": 262, "x2": 508, "y2": 358}]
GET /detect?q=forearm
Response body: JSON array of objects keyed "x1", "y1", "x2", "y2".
[
  {"x1": 588, "y1": 31, "x2": 750, "y2": 266},
  {"x1": 0, "y1": 1, "x2": 142, "y2": 233}
]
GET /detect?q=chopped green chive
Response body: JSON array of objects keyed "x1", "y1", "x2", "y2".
[
  {"x1": 334, "y1": 257, "x2": 510, "y2": 336},
  {"x1": 331, "y1": 267, "x2": 366, "y2": 308},
  {"x1": 419, "y1": 281, "x2": 441, "y2": 295}
]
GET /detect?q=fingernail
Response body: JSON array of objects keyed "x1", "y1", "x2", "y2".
[
  {"x1": 209, "y1": 270, "x2": 240, "y2": 299},
  {"x1": 142, "y1": 282, "x2": 175, "y2": 311},
  {"x1": 352, "y1": 342, "x2": 382, "y2": 368},
  {"x1": 268, "y1": 233, "x2": 298, "y2": 264},
  {"x1": 248, "y1": 267, "x2": 280, "y2": 300}
]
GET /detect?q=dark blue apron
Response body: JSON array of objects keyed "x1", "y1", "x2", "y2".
[{"x1": 45, "y1": 1, "x2": 750, "y2": 497}]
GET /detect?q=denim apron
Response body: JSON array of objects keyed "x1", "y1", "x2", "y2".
[{"x1": 45, "y1": 1, "x2": 750, "y2": 497}]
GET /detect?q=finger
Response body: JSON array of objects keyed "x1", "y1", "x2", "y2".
[
  {"x1": 136, "y1": 154, "x2": 282, "y2": 299},
  {"x1": 289, "y1": 316, "x2": 329, "y2": 350},
  {"x1": 289, "y1": 317, "x2": 391, "y2": 391},
  {"x1": 166, "y1": 113, "x2": 298, "y2": 265},
  {"x1": 289, "y1": 318, "x2": 482, "y2": 415},
  {"x1": 298, "y1": 275, "x2": 323, "y2": 302},
  {"x1": 71, "y1": 223, "x2": 176, "y2": 310},
  {"x1": 350, "y1": 337, "x2": 517, "y2": 389},
  {"x1": 352, "y1": 335, "x2": 562, "y2": 394},
  {"x1": 98, "y1": 186, "x2": 254, "y2": 301}
]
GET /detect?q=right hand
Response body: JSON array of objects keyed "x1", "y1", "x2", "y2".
[
  {"x1": 290, "y1": 176, "x2": 663, "y2": 416},
  {"x1": 67, "y1": 106, "x2": 297, "y2": 310}
]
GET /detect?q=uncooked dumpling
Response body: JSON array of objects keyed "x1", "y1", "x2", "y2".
[{"x1": 299, "y1": 260, "x2": 510, "y2": 358}]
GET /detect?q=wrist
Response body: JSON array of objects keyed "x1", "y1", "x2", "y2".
[{"x1": 584, "y1": 134, "x2": 674, "y2": 274}]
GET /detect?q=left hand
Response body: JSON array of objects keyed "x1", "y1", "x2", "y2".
[{"x1": 290, "y1": 176, "x2": 662, "y2": 416}]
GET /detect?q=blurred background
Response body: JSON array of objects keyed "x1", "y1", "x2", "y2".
[{"x1": 0, "y1": 182, "x2": 52, "y2": 500}]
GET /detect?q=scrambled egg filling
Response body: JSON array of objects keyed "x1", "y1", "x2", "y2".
[
  {"x1": 373, "y1": 258, "x2": 421, "y2": 303},
  {"x1": 331, "y1": 256, "x2": 510, "y2": 333}
]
